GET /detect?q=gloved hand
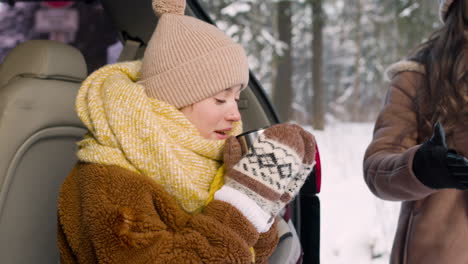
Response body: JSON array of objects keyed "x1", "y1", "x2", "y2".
[
  {"x1": 412, "y1": 122, "x2": 468, "y2": 190},
  {"x1": 223, "y1": 124, "x2": 316, "y2": 219},
  {"x1": 447, "y1": 150, "x2": 468, "y2": 188}
]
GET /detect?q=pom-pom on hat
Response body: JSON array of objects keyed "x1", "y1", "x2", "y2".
[
  {"x1": 140, "y1": 0, "x2": 250, "y2": 109},
  {"x1": 152, "y1": 0, "x2": 185, "y2": 16}
]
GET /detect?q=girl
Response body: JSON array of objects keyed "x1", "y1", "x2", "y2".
[
  {"x1": 364, "y1": 0, "x2": 468, "y2": 263},
  {"x1": 57, "y1": 0, "x2": 316, "y2": 263}
]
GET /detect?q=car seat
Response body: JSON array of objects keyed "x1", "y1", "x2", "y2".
[{"x1": 0, "y1": 40, "x2": 87, "y2": 263}]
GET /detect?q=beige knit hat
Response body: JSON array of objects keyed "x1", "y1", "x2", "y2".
[
  {"x1": 139, "y1": 0, "x2": 250, "y2": 109},
  {"x1": 439, "y1": 0, "x2": 455, "y2": 22}
]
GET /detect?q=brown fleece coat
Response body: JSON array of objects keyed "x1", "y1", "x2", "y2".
[
  {"x1": 57, "y1": 163, "x2": 278, "y2": 264},
  {"x1": 364, "y1": 61, "x2": 468, "y2": 264}
]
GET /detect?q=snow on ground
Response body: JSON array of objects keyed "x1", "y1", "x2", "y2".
[{"x1": 306, "y1": 122, "x2": 401, "y2": 264}]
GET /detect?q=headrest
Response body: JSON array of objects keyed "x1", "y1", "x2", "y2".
[{"x1": 0, "y1": 40, "x2": 87, "y2": 87}]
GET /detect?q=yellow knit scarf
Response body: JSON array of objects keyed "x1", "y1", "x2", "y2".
[{"x1": 75, "y1": 61, "x2": 242, "y2": 213}]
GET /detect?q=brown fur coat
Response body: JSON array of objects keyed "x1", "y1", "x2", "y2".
[{"x1": 57, "y1": 163, "x2": 278, "y2": 264}]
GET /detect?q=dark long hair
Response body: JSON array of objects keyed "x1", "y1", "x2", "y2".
[{"x1": 409, "y1": 0, "x2": 468, "y2": 134}]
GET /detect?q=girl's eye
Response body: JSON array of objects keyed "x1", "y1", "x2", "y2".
[
  {"x1": 215, "y1": 98, "x2": 226, "y2": 104},
  {"x1": 235, "y1": 98, "x2": 240, "y2": 103}
]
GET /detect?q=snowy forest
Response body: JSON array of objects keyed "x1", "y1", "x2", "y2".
[
  {"x1": 0, "y1": 1, "x2": 444, "y2": 263},
  {"x1": 199, "y1": 0, "x2": 441, "y2": 127}
]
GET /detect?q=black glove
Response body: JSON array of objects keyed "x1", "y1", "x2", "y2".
[
  {"x1": 447, "y1": 150, "x2": 468, "y2": 187},
  {"x1": 412, "y1": 122, "x2": 468, "y2": 190}
]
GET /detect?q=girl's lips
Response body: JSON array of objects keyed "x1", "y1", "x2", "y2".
[{"x1": 214, "y1": 131, "x2": 229, "y2": 140}]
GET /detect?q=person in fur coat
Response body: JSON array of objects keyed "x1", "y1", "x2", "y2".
[
  {"x1": 364, "y1": 0, "x2": 468, "y2": 263},
  {"x1": 57, "y1": 0, "x2": 317, "y2": 263}
]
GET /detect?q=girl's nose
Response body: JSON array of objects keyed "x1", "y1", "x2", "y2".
[{"x1": 226, "y1": 105, "x2": 241, "y2": 122}]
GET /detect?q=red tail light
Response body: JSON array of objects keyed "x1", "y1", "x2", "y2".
[{"x1": 314, "y1": 144, "x2": 321, "y2": 193}]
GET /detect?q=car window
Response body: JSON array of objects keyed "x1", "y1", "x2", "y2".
[{"x1": 0, "y1": 1, "x2": 122, "y2": 73}]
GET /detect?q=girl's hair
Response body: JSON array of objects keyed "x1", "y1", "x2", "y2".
[{"x1": 409, "y1": 0, "x2": 468, "y2": 134}]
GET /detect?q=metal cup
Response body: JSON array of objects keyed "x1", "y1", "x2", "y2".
[{"x1": 236, "y1": 126, "x2": 270, "y2": 155}]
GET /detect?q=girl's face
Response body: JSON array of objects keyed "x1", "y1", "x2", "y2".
[{"x1": 180, "y1": 85, "x2": 242, "y2": 140}]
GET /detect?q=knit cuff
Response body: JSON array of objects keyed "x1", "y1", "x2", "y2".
[{"x1": 214, "y1": 185, "x2": 272, "y2": 233}]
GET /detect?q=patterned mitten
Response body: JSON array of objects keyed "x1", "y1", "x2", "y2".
[{"x1": 215, "y1": 124, "x2": 316, "y2": 232}]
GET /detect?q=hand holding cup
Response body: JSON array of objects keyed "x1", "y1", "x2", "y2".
[{"x1": 223, "y1": 123, "x2": 317, "y2": 219}]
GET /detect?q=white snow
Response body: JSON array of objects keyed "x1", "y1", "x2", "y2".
[
  {"x1": 221, "y1": 2, "x2": 250, "y2": 17},
  {"x1": 306, "y1": 122, "x2": 401, "y2": 264},
  {"x1": 400, "y1": 3, "x2": 420, "y2": 18}
]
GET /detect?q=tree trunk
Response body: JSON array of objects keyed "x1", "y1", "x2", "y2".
[
  {"x1": 272, "y1": 0, "x2": 293, "y2": 122},
  {"x1": 350, "y1": 0, "x2": 362, "y2": 121},
  {"x1": 311, "y1": 0, "x2": 324, "y2": 130}
]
